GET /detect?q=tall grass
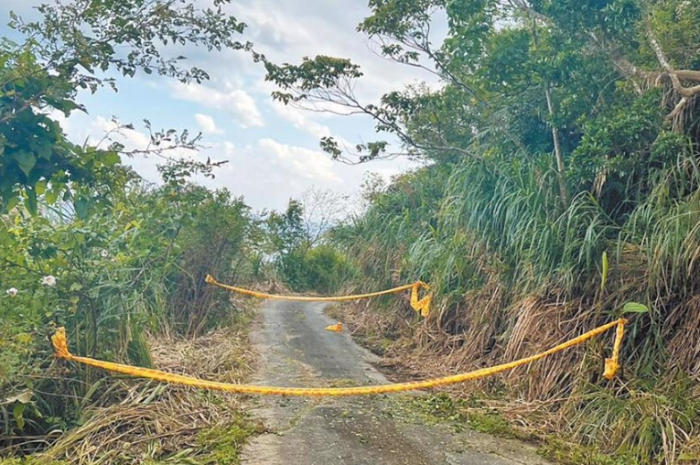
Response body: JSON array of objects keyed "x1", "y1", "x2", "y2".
[
  {"x1": 439, "y1": 156, "x2": 614, "y2": 295},
  {"x1": 333, "y1": 144, "x2": 700, "y2": 462}
]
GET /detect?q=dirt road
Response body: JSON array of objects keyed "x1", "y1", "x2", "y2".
[{"x1": 241, "y1": 301, "x2": 552, "y2": 465}]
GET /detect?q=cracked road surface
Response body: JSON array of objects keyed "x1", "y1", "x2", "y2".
[{"x1": 240, "y1": 301, "x2": 552, "y2": 465}]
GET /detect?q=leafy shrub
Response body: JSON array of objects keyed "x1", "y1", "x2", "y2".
[{"x1": 0, "y1": 171, "x2": 262, "y2": 452}]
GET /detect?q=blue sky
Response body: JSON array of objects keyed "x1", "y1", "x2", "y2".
[{"x1": 1, "y1": 0, "x2": 443, "y2": 211}]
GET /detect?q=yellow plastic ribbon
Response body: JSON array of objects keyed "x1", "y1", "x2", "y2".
[
  {"x1": 325, "y1": 322, "x2": 343, "y2": 332},
  {"x1": 603, "y1": 318, "x2": 625, "y2": 380},
  {"x1": 51, "y1": 318, "x2": 627, "y2": 397},
  {"x1": 410, "y1": 282, "x2": 431, "y2": 317},
  {"x1": 205, "y1": 274, "x2": 432, "y2": 317}
]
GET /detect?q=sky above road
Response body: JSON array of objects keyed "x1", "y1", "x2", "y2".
[{"x1": 0, "y1": 0, "x2": 443, "y2": 211}]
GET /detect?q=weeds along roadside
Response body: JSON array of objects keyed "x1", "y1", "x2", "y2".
[
  {"x1": 332, "y1": 294, "x2": 700, "y2": 465},
  {"x1": 0, "y1": 311, "x2": 262, "y2": 465},
  {"x1": 0, "y1": 178, "x2": 268, "y2": 461},
  {"x1": 327, "y1": 149, "x2": 700, "y2": 464}
]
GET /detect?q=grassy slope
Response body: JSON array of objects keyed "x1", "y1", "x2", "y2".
[{"x1": 0, "y1": 306, "x2": 262, "y2": 465}]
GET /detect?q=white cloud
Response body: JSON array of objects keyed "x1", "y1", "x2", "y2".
[
  {"x1": 212, "y1": 138, "x2": 420, "y2": 212},
  {"x1": 87, "y1": 116, "x2": 202, "y2": 184},
  {"x1": 236, "y1": 4, "x2": 313, "y2": 49},
  {"x1": 9, "y1": 0, "x2": 429, "y2": 211},
  {"x1": 271, "y1": 102, "x2": 363, "y2": 156},
  {"x1": 195, "y1": 113, "x2": 224, "y2": 134},
  {"x1": 171, "y1": 81, "x2": 265, "y2": 128},
  {"x1": 177, "y1": 0, "x2": 444, "y2": 104},
  {"x1": 45, "y1": 109, "x2": 71, "y2": 134},
  {"x1": 257, "y1": 138, "x2": 340, "y2": 183},
  {"x1": 271, "y1": 102, "x2": 331, "y2": 139},
  {"x1": 226, "y1": 0, "x2": 444, "y2": 102},
  {"x1": 90, "y1": 116, "x2": 151, "y2": 149},
  {"x1": 72, "y1": 116, "x2": 419, "y2": 212},
  {"x1": 223, "y1": 141, "x2": 236, "y2": 155},
  {"x1": 198, "y1": 137, "x2": 362, "y2": 211}
]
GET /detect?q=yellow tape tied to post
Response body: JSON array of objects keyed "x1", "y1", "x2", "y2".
[
  {"x1": 51, "y1": 318, "x2": 627, "y2": 397},
  {"x1": 205, "y1": 274, "x2": 432, "y2": 317}
]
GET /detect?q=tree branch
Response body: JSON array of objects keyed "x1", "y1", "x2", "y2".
[{"x1": 646, "y1": 18, "x2": 700, "y2": 125}]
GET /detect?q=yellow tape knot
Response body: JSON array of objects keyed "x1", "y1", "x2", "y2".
[
  {"x1": 603, "y1": 358, "x2": 619, "y2": 380},
  {"x1": 51, "y1": 327, "x2": 71, "y2": 359},
  {"x1": 205, "y1": 274, "x2": 215, "y2": 284},
  {"x1": 603, "y1": 319, "x2": 627, "y2": 380},
  {"x1": 410, "y1": 282, "x2": 432, "y2": 317}
]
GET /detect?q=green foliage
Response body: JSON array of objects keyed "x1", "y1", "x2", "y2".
[
  {"x1": 0, "y1": 163, "x2": 263, "y2": 451},
  {"x1": 266, "y1": 200, "x2": 306, "y2": 257},
  {"x1": 622, "y1": 302, "x2": 648, "y2": 314},
  {"x1": 17, "y1": 0, "x2": 249, "y2": 85},
  {"x1": 565, "y1": 379, "x2": 700, "y2": 465},
  {"x1": 600, "y1": 251, "x2": 609, "y2": 292},
  {"x1": 333, "y1": 167, "x2": 444, "y2": 288},
  {"x1": 275, "y1": 0, "x2": 700, "y2": 463},
  {"x1": 265, "y1": 199, "x2": 355, "y2": 293},
  {"x1": 299, "y1": 244, "x2": 354, "y2": 294},
  {"x1": 642, "y1": 0, "x2": 700, "y2": 70},
  {"x1": 144, "y1": 180, "x2": 255, "y2": 335},
  {"x1": 195, "y1": 415, "x2": 262, "y2": 465},
  {"x1": 0, "y1": 40, "x2": 125, "y2": 215},
  {"x1": 273, "y1": 245, "x2": 354, "y2": 294},
  {"x1": 538, "y1": 439, "x2": 642, "y2": 465},
  {"x1": 2, "y1": 0, "x2": 700, "y2": 462},
  {"x1": 0, "y1": 0, "x2": 264, "y2": 459},
  {"x1": 1, "y1": 0, "x2": 250, "y2": 213}
]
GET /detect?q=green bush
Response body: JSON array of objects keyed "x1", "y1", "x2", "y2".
[{"x1": 0, "y1": 174, "x2": 262, "y2": 451}]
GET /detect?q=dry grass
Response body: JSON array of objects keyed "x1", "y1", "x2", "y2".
[
  {"x1": 34, "y1": 325, "x2": 257, "y2": 465},
  {"x1": 150, "y1": 327, "x2": 253, "y2": 382},
  {"x1": 338, "y1": 289, "x2": 605, "y2": 399},
  {"x1": 501, "y1": 296, "x2": 601, "y2": 401},
  {"x1": 665, "y1": 296, "x2": 700, "y2": 376},
  {"x1": 337, "y1": 286, "x2": 700, "y2": 464}
]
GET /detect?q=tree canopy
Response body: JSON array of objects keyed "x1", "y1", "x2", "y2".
[
  {"x1": 263, "y1": 0, "x2": 700, "y2": 212},
  {"x1": 1, "y1": 0, "x2": 250, "y2": 214}
]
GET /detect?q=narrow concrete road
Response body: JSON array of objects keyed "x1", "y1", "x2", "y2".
[{"x1": 241, "y1": 301, "x2": 552, "y2": 465}]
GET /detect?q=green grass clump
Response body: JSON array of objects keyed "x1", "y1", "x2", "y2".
[
  {"x1": 563, "y1": 380, "x2": 700, "y2": 465},
  {"x1": 397, "y1": 393, "x2": 656, "y2": 465},
  {"x1": 465, "y1": 410, "x2": 519, "y2": 438},
  {"x1": 395, "y1": 393, "x2": 519, "y2": 437},
  {"x1": 538, "y1": 438, "x2": 642, "y2": 465},
  {"x1": 194, "y1": 416, "x2": 263, "y2": 465}
]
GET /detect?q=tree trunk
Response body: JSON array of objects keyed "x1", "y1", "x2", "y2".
[{"x1": 544, "y1": 86, "x2": 569, "y2": 208}]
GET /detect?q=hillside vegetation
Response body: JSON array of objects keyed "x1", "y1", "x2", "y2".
[
  {"x1": 3, "y1": 0, "x2": 700, "y2": 463},
  {"x1": 0, "y1": 2, "x2": 298, "y2": 461},
  {"x1": 262, "y1": 0, "x2": 700, "y2": 463}
]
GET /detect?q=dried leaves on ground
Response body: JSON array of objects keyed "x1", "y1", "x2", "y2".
[{"x1": 29, "y1": 326, "x2": 259, "y2": 465}]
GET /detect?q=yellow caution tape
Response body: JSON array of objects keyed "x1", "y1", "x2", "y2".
[
  {"x1": 51, "y1": 318, "x2": 627, "y2": 397},
  {"x1": 205, "y1": 274, "x2": 432, "y2": 317},
  {"x1": 603, "y1": 318, "x2": 625, "y2": 379},
  {"x1": 325, "y1": 322, "x2": 343, "y2": 332}
]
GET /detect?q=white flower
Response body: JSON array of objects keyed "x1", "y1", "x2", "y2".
[
  {"x1": 6, "y1": 288, "x2": 18, "y2": 297},
  {"x1": 41, "y1": 275, "x2": 57, "y2": 287},
  {"x1": 101, "y1": 249, "x2": 110, "y2": 258}
]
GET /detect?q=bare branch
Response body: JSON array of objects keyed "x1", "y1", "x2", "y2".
[
  {"x1": 667, "y1": 96, "x2": 689, "y2": 120},
  {"x1": 646, "y1": 18, "x2": 700, "y2": 125}
]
